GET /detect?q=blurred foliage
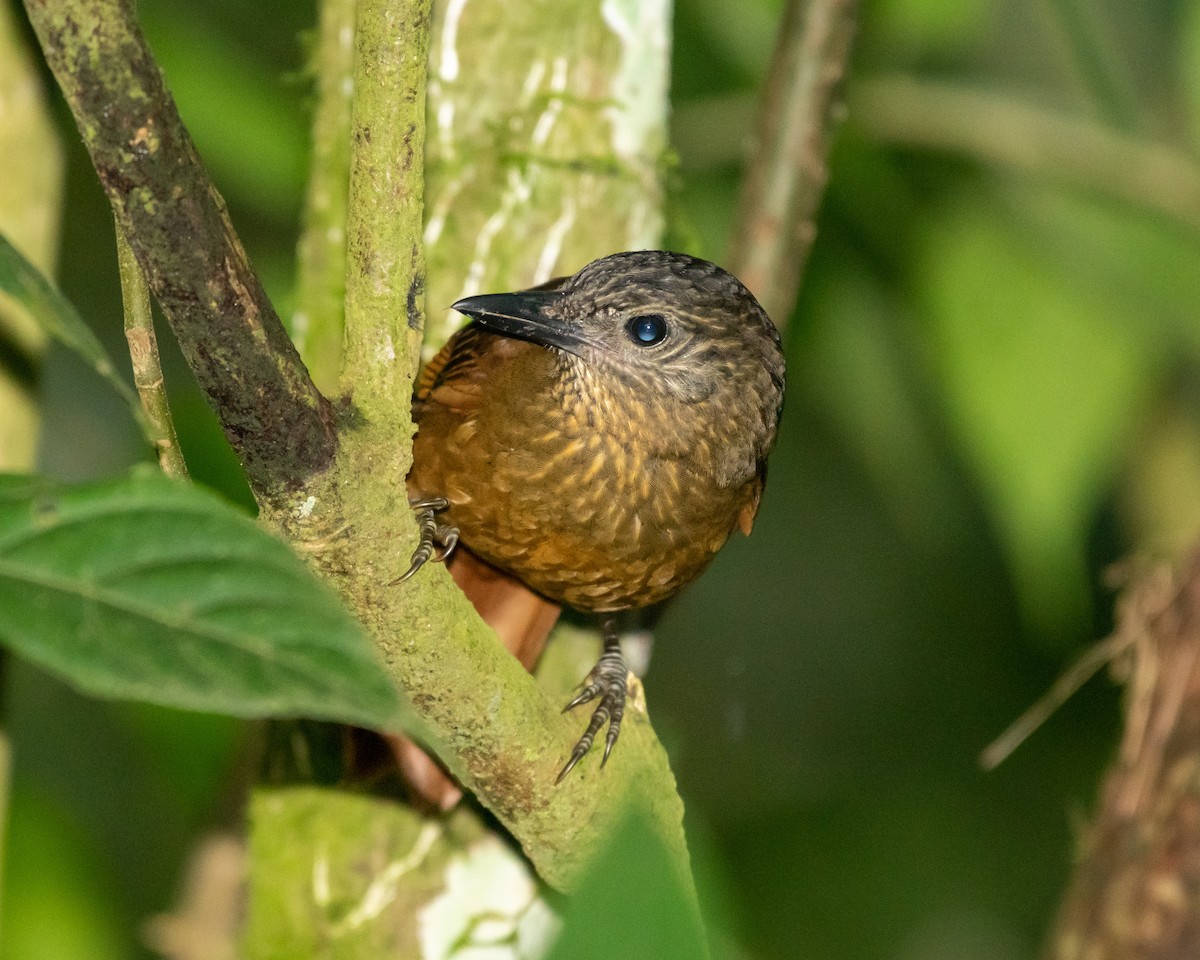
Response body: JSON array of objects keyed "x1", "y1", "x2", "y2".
[
  {"x1": 545, "y1": 807, "x2": 708, "y2": 960},
  {"x1": 3, "y1": 0, "x2": 1200, "y2": 957}
]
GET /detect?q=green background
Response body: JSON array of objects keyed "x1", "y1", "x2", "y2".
[{"x1": 7, "y1": 0, "x2": 1200, "y2": 955}]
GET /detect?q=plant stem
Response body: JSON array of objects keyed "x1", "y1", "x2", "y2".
[
  {"x1": 29, "y1": 0, "x2": 695, "y2": 915},
  {"x1": 341, "y1": 0, "x2": 431, "y2": 408},
  {"x1": 726, "y1": 0, "x2": 859, "y2": 329},
  {"x1": 294, "y1": 0, "x2": 692, "y2": 897},
  {"x1": 115, "y1": 224, "x2": 188, "y2": 479}
]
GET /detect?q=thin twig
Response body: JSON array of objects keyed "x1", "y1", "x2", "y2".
[
  {"x1": 115, "y1": 224, "x2": 188, "y2": 479},
  {"x1": 852, "y1": 76, "x2": 1200, "y2": 233},
  {"x1": 726, "y1": 0, "x2": 859, "y2": 329},
  {"x1": 979, "y1": 632, "x2": 1127, "y2": 771}
]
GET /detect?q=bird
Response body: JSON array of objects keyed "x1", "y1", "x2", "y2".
[{"x1": 400, "y1": 250, "x2": 785, "y2": 783}]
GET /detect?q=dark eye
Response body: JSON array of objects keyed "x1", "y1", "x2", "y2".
[{"x1": 626, "y1": 314, "x2": 668, "y2": 346}]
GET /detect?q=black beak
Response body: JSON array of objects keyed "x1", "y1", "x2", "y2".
[{"x1": 452, "y1": 290, "x2": 590, "y2": 355}]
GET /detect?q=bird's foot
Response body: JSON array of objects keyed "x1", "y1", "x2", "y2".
[
  {"x1": 557, "y1": 621, "x2": 628, "y2": 783},
  {"x1": 391, "y1": 497, "x2": 459, "y2": 584}
]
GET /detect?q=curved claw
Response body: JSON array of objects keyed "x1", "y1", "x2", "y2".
[
  {"x1": 433, "y1": 526, "x2": 459, "y2": 563},
  {"x1": 562, "y1": 683, "x2": 601, "y2": 713},
  {"x1": 393, "y1": 555, "x2": 426, "y2": 584},
  {"x1": 556, "y1": 744, "x2": 588, "y2": 784},
  {"x1": 555, "y1": 624, "x2": 628, "y2": 783},
  {"x1": 390, "y1": 497, "x2": 457, "y2": 585},
  {"x1": 601, "y1": 715, "x2": 622, "y2": 766}
]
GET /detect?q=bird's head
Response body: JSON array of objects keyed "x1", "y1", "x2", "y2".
[{"x1": 452, "y1": 251, "x2": 786, "y2": 464}]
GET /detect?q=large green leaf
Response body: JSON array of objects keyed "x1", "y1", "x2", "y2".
[
  {"x1": 0, "y1": 469, "x2": 407, "y2": 730},
  {"x1": 546, "y1": 805, "x2": 709, "y2": 960}
]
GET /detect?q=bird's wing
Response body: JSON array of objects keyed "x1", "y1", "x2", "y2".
[
  {"x1": 418, "y1": 275, "x2": 569, "y2": 411},
  {"x1": 415, "y1": 324, "x2": 495, "y2": 413}
]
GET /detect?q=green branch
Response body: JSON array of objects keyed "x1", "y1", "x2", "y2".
[
  {"x1": 305, "y1": 0, "x2": 692, "y2": 894},
  {"x1": 115, "y1": 224, "x2": 188, "y2": 479},
  {"x1": 342, "y1": 0, "x2": 430, "y2": 405},
  {"x1": 26, "y1": 0, "x2": 694, "y2": 916}
]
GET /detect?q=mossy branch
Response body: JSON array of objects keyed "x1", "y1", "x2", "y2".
[
  {"x1": 22, "y1": 0, "x2": 336, "y2": 502},
  {"x1": 342, "y1": 0, "x2": 429, "y2": 404},
  {"x1": 307, "y1": 0, "x2": 691, "y2": 894}
]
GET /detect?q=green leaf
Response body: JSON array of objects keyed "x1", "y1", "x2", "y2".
[
  {"x1": 546, "y1": 805, "x2": 709, "y2": 960},
  {"x1": 0, "y1": 232, "x2": 148, "y2": 440},
  {"x1": 916, "y1": 201, "x2": 1157, "y2": 639},
  {"x1": 0, "y1": 469, "x2": 407, "y2": 730}
]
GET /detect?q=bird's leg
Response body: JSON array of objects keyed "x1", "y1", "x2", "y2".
[
  {"x1": 392, "y1": 497, "x2": 459, "y2": 583},
  {"x1": 556, "y1": 618, "x2": 628, "y2": 783}
]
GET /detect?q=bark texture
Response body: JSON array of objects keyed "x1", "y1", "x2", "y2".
[
  {"x1": 1049, "y1": 552, "x2": 1200, "y2": 959},
  {"x1": 23, "y1": 0, "x2": 336, "y2": 501}
]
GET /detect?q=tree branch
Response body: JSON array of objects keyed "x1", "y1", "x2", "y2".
[
  {"x1": 726, "y1": 0, "x2": 858, "y2": 328},
  {"x1": 420, "y1": 0, "x2": 670, "y2": 352},
  {"x1": 341, "y1": 0, "x2": 429, "y2": 405},
  {"x1": 26, "y1": 0, "x2": 694, "y2": 909},
  {"x1": 22, "y1": 0, "x2": 335, "y2": 501},
  {"x1": 1047, "y1": 552, "x2": 1200, "y2": 958}
]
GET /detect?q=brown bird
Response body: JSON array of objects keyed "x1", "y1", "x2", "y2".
[{"x1": 402, "y1": 250, "x2": 785, "y2": 782}]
